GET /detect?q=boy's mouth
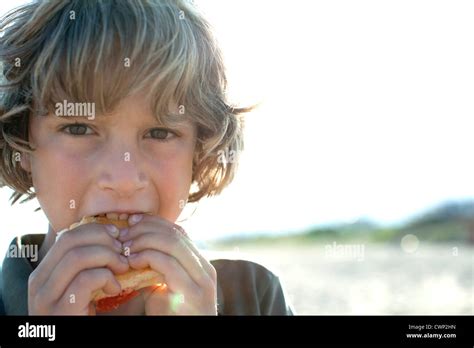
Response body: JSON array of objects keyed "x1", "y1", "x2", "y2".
[{"x1": 92, "y1": 212, "x2": 149, "y2": 221}]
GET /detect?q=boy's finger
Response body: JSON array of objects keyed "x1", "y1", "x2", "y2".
[
  {"x1": 40, "y1": 245, "x2": 129, "y2": 304},
  {"x1": 125, "y1": 230, "x2": 209, "y2": 287},
  {"x1": 32, "y1": 223, "x2": 121, "y2": 290},
  {"x1": 121, "y1": 215, "x2": 216, "y2": 282},
  {"x1": 128, "y1": 249, "x2": 200, "y2": 302},
  {"x1": 54, "y1": 268, "x2": 121, "y2": 315},
  {"x1": 171, "y1": 227, "x2": 217, "y2": 285},
  {"x1": 140, "y1": 285, "x2": 170, "y2": 315},
  {"x1": 118, "y1": 214, "x2": 171, "y2": 242}
]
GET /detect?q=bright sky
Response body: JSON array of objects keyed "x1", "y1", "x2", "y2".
[{"x1": 1, "y1": 0, "x2": 473, "y2": 257}]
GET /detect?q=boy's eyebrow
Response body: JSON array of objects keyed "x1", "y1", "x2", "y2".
[{"x1": 45, "y1": 110, "x2": 194, "y2": 128}]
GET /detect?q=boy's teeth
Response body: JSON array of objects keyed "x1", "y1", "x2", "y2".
[
  {"x1": 119, "y1": 213, "x2": 129, "y2": 221},
  {"x1": 106, "y1": 212, "x2": 119, "y2": 220}
]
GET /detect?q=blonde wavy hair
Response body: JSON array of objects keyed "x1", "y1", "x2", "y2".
[{"x1": 0, "y1": 0, "x2": 251, "y2": 207}]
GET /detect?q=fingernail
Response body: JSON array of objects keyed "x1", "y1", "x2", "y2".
[
  {"x1": 129, "y1": 214, "x2": 143, "y2": 225},
  {"x1": 119, "y1": 228, "x2": 129, "y2": 239},
  {"x1": 114, "y1": 239, "x2": 123, "y2": 251},
  {"x1": 106, "y1": 224, "x2": 119, "y2": 237},
  {"x1": 119, "y1": 255, "x2": 128, "y2": 264}
]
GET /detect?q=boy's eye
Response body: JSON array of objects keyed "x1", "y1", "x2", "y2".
[
  {"x1": 59, "y1": 124, "x2": 176, "y2": 140},
  {"x1": 60, "y1": 123, "x2": 94, "y2": 136},
  {"x1": 146, "y1": 128, "x2": 175, "y2": 141}
]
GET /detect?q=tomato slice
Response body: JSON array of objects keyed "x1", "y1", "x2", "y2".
[{"x1": 95, "y1": 289, "x2": 140, "y2": 313}]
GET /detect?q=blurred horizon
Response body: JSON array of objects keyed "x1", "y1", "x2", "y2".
[{"x1": 1, "y1": 185, "x2": 472, "y2": 240}]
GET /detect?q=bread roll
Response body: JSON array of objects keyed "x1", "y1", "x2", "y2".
[{"x1": 59, "y1": 215, "x2": 165, "y2": 311}]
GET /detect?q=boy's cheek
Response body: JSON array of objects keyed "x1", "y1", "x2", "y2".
[
  {"x1": 36, "y1": 191, "x2": 80, "y2": 233},
  {"x1": 31, "y1": 162, "x2": 85, "y2": 231}
]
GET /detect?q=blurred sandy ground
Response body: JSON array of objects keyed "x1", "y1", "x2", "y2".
[{"x1": 206, "y1": 243, "x2": 473, "y2": 315}]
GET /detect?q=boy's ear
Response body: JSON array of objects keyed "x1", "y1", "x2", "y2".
[{"x1": 19, "y1": 152, "x2": 32, "y2": 173}]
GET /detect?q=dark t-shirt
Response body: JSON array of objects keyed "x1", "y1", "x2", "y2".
[{"x1": 0, "y1": 234, "x2": 294, "y2": 315}]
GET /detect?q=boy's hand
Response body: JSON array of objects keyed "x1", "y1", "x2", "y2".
[
  {"x1": 119, "y1": 214, "x2": 217, "y2": 315},
  {"x1": 28, "y1": 223, "x2": 129, "y2": 315}
]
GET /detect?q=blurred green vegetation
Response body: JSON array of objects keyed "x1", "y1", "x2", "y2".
[{"x1": 212, "y1": 200, "x2": 474, "y2": 246}]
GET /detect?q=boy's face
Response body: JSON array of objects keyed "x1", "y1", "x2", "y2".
[{"x1": 21, "y1": 93, "x2": 196, "y2": 233}]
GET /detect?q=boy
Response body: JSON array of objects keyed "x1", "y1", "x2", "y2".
[{"x1": 0, "y1": 0, "x2": 293, "y2": 315}]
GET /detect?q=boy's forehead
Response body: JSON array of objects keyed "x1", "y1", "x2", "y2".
[
  {"x1": 101, "y1": 92, "x2": 180, "y2": 117},
  {"x1": 39, "y1": 93, "x2": 189, "y2": 124}
]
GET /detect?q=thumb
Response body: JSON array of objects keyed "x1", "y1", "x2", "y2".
[
  {"x1": 88, "y1": 302, "x2": 96, "y2": 316},
  {"x1": 142, "y1": 284, "x2": 170, "y2": 315}
]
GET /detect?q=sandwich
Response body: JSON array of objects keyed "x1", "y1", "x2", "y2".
[{"x1": 58, "y1": 215, "x2": 165, "y2": 312}]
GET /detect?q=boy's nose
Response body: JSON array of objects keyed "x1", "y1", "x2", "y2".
[{"x1": 96, "y1": 153, "x2": 148, "y2": 198}]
